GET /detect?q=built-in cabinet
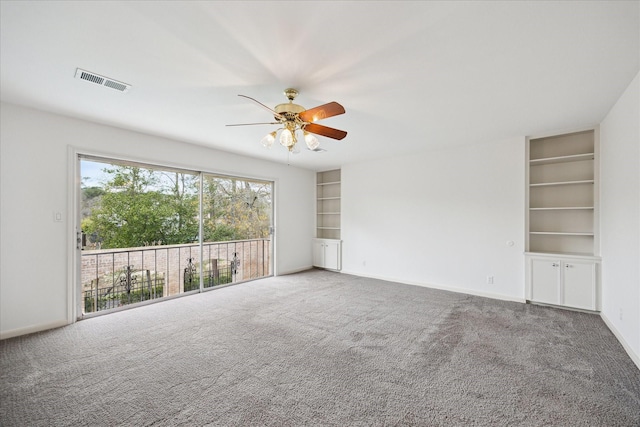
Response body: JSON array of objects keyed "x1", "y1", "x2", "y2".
[
  {"x1": 314, "y1": 169, "x2": 342, "y2": 270},
  {"x1": 525, "y1": 129, "x2": 600, "y2": 311},
  {"x1": 526, "y1": 254, "x2": 598, "y2": 311},
  {"x1": 313, "y1": 238, "x2": 342, "y2": 271}
]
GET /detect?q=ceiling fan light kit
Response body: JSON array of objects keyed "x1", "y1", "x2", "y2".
[
  {"x1": 228, "y1": 88, "x2": 347, "y2": 154},
  {"x1": 260, "y1": 131, "x2": 277, "y2": 148},
  {"x1": 304, "y1": 131, "x2": 320, "y2": 150}
]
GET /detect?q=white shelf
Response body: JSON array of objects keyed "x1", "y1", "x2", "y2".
[
  {"x1": 530, "y1": 153, "x2": 594, "y2": 165},
  {"x1": 317, "y1": 181, "x2": 340, "y2": 186},
  {"x1": 530, "y1": 207, "x2": 593, "y2": 211},
  {"x1": 530, "y1": 180, "x2": 594, "y2": 187},
  {"x1": 530, "y1": 231, "x2": 594, "y2": 236},
  {"x1": 318, "y1": 226, "x2": 340, "y2": 230},
  {"x1": 524, "y1": 252, "x2": 601, "y2": 261},
  {"x1": 318, "y1": 212, "x2": 340, "y2": 215},
  {"x1": 317, "y1": 197, "x2": 340, "y2": 200}
]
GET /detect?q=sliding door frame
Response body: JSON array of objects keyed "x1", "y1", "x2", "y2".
[{"x1": 68, "y1": 146, "x2": 275, "y2": 322}]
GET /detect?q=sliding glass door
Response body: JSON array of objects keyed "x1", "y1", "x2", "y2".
[
  {"x1": 77, "y1": 155, "x2": 273, "y2": 317},
  {"x1": 200, "y1": 174, "x2": 273, "y2": 286}
]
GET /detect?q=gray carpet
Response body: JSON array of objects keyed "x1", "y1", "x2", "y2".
[{"x1": 1, "y1": 269, "x2": 639, "y2": 426}]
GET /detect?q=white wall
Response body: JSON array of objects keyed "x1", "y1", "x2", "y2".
[
  {"x1": 600, "y1": 71, "x2": 640, "y2": 366},
  {"x1": 0, "y1": 103, "x2": 315, "y2": 338},
  {"x1": 342, "y1": 137, "x2": 525, "y2": 301}
]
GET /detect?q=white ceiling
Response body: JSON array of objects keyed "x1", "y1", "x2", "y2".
[{"x1": 1, "y1": 1, "x2": 638, "y2": 171}]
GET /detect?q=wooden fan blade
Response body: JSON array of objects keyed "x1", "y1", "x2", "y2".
[
  {"x1": 299, "y1": 102, "x2": 345, "y2": 123},
  {"x1": 304, "y1": 123, "x2": 347, "y2": 140},
  {"x1": 226, "y1": 122, "x2": 280, "y2": 127},
  {"x1": 238, "y1": 94, "x2": 283, "y2": 119}
]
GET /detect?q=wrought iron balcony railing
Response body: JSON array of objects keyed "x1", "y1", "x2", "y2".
[{"x1": 81, "y1": 238, "x2": 271, "y2": 315}]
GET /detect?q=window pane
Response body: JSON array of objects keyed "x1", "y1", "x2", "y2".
[
  {"x1": 80, "y1": 157, "x2": 199, "y2": 313},
  {"x1": 201, "y1": 175, "x2": 272, "y2": 285},
  {"x1": 79, "y1": 157, "x2": 273, "y2": 316},
  {"x1": 202, "y1": 175, "x2": 272, "y2": 242}
]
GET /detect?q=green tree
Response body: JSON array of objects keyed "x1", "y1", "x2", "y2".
[
  {"x1": 202, "y1": 176, "x2": 271, "y2": 242},
  {"x1": 83, "y1": 186, "x2": 105, "y2": 200},
  {"x1": 80, "y1": 182, "x2": 105, "y2": 221},
  {"x1": 83, "y1": 166, "x2": 199, "y2": 248}
]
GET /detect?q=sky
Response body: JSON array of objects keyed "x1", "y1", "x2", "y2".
[{"x1": 80, "y1": 159, "x2": 110, "y2": 187}]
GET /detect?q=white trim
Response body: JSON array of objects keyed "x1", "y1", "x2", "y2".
[
  {"x1": 600, "y1": 312, "x2": 640, "y2": 371},
  {"x1": 527, "y1": 125, "x2": 600, "y2": 141},
  {"x1": 271, "y1": 179, "x2": 278, "y2": 277},
  {"x1": 525, "y1": 136, "x2": 531, "y2": 252},
  {"x1": 277, "y1": 265, "x2": 314, "y2": 276},
  {"x1": 0, "y1": 319, "x2": 69, "y2": 340},
  {"x1": 339, "y1": 270, "x2": 526, "y2": 304},
  {"x1": 67, "y1": 146, "x2": 78, "y2": 325},
  {"x1": 71, "y1": 146, "x2": 279, "y2": 185},
  {"x1": 524, "y1": 252, "x2": 602, "y2": 261},
  {"x1": 592, "y1": 124, "x2": 600, "y2": 257}
]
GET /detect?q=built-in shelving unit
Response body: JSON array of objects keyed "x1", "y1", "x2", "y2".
[
  {"x1": 314, "y1": 169, "x2": 342, "y2": 271},
  {"x1": 316, "y1": 169, "x2": 341, "y2": 240},
  {"x1": 525, "y1": 128, "x2": 601, "y2": 312},
  {"x1": 526, "y1": 129, "x2": 598, "y2": 256}
]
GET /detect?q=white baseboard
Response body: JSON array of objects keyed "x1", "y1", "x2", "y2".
[
  {"x1": 340, "y1": 270, "x2": 526, "y2": 304},
  {"x1": 600, "y1": 312, "x2": 640, "y2": 371},
  {"x1": 0, "y1": 319, "x2": 69, "y2": 340},
  {"x1": 276, "y1": 265, "x2": 314, "y2": 276}
]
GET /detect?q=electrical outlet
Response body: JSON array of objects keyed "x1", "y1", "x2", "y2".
[
  {"x1": 487, "y1": 276, "x2": 494, "y2": 285},
  {"x1": 619, "y1": 308, "x2": 623, "y2": 321}
]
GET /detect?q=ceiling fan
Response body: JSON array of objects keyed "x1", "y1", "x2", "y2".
[{"x1": 227, "y1": 88, "x2": 347, "y2": 153}]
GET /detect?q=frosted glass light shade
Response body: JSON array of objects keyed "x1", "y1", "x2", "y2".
[
  {"x1": 279, "y1": 128, "x2": 294, "y2": 148},
  {"x1": 304, "y1": 132, "x2": 319, "y2": 150},
  {"x1": 260, "y1": 131, "x2": 276, "y2": 148}
]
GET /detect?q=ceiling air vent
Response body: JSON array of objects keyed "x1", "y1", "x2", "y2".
[{"x1": 74, "y1": 68, "x2": 131, "y2": 93}]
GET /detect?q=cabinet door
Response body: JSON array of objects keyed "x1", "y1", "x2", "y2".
[
  {"x1": 312, "y1": 240, "x2": 325, "y2": 267},
  {"x1": 324, "y1": 240, "x2": 341, "y2": 270},
  {"x1": 531, "y1": 259, "x2": 561, "y2": 305},
  {"x1": 563, "y1": 261, "x2": 596, "y2": 310}
]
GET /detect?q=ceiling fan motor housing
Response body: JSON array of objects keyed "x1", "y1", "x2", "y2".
[
  {"x1": 274, "y1": 88, "x2": 306, "y2": 121},
  {"x1": 275, "y1": 102, "x2": 305, "y2": 117}
]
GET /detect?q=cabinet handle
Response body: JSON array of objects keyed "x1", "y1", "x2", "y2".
[
  {"x1": 565, "y1": 264, "x2": 572, "y2": 268},
  {"x1": 552, "y1": 263, "x2": 559, "y2": 267}
]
